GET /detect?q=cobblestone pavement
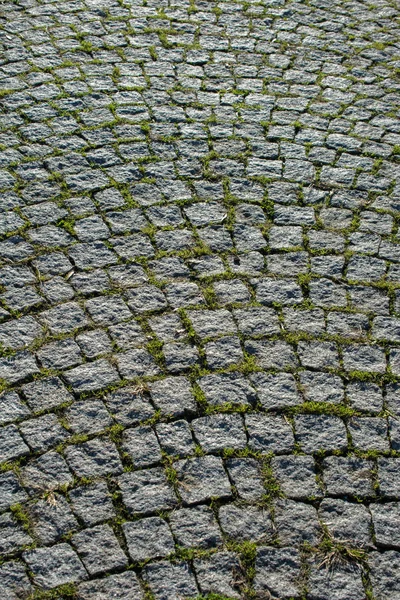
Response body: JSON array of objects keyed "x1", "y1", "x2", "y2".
[{"x1": 0, "y1": 0, "x2": 400, "y2": 598}]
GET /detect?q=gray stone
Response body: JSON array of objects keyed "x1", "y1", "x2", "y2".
[
  {"x1": 77, "y1": 571, "x2": 144, "y2": 600},
  {"x1": 298, "y1": 341, "x2": 340, "y2": 370},
  {"x1": 0, "y1": 351, "x2": 39, "y2": 384},
  {"x1": 0, "y1": 560, "x2": 32, "y2": 600},
  {"x1": 108, "y1": 321, "x2": 146, "y2": 350},
  {"x1": 295, "y1": 415, "x2": 347, "y2": 453},
  {"x1": 255, "y1": 277, "x2": 302, "y2": 306},
  {"x1": 2, "y1": 4, "x2": 400, "y2": 592},
  {"x1": 322, "y1": 456, "x2": 375, "y2": 498},
  {"x1": 342, "y1": 344, "x2": 387, "y2": 373},
  {"x1": 233, "y1": 306, "x2": 280, "y2": 336},
  {"x1": 219, "y1": 504, "x2": 274, "y2": 543},
  {"x1": 309, "y1": 278, "x2": 347, "y2": 308},
  {"x1": 65, "y1": 438, "x2": 123, "y2": 478},
  {"x1": 283, "y1": 308, "x2": 325, "y2": 336},
  {"x1": 122, "y1": 425, "x2": 162, "y2": 468},
  {"x1": 23, "y1": 543, "x2": 87, "y2": 589},
  {"x1": 253, "y1": 547, "x2": 302, "y2": 599},
  {"x1": 371, "y1": 502, "x2": 400, "y2": 549},
  {"x1": 250, "y1": 372, "x2": 301, "y2": 410},
  {"x1": 118, "y1": 468, "x2": 177, "y2": 516},
  {"x1": 245, "y1": 339, "x2": 298, "y2": 369},
  {"x1": 0, "y1": 513, "x2": 32, "y2": 557},
  {"x1": 85, "y1": 295, "x2": 131, "y2": 325},
  {"x1": 149, "y1": 377, "x2": 197, "y2": 417},
  {"x1": 347, "y1": 382, "x2": 383, "y2": 414},
  {"x1": 271, "y1": 455, "x2": 322, "y2": 499},
  {"x1": 226, "y1": 457, "x2": 265, "y2": 501},
  {"x1": 274, "y1": 499, "x2": 320, "y2": 546},
  {"x1": 247, "y1": 414, "x2": 295, "y2": 454},
  {"x1": 195, "y1": 552, "x2": 242, "y2": 599},
  {"x1": 156, "y1": 420, "x2": 195, "y2": 458},
  {"x1": 0, "y1": 472, "x2": 28, "y2": 512},
  {"x1": 163, "y1": 342, "x2": 199, "y2": 373},
  {"x1": 72, "y1": 524, "x2": 127, "y2": 576},
  {"x1": 0, "y1": 316, "x2": 43, "y2": 351},
  {"x1": 307, "y1": 561, "x2": 366, "y2": 600},
  {"x1": 327, "y1": 312, "x2": 369, "y2": 339},
  {"x1": 384, "y1": 384, "x2": 400, "y2": 417},
  {"x1": 39, "y1": 302, "x2": 88, "y2": 334},
  {"x1": 64, "y1": 359, "x2": 120, "y2": 393},
  {"x1": 369, "y1": 550, "x2": 400, "y2": 600},
  {"x1": 71, "y1": 270, "x2": 110, "y2": 295},
  {"x1": 175, "y1": 456, "x2": 232, "y2": 505},
  {"x1": 192, "y1": 413, "x2": 247, "y2": 453},
  {"x1": 169, "y1": 505, "x2": 223, "y2": 549},
  {"x1": 21, "y1": 451, "x2": 73, "y2": 495},
  {"x1": 22, "y1": 377, "x2": 73, "y2": 413},
  {"x1": 144, "y1": 561, "x2": 198, "y2": 600},
  {"x1": 0, "y1": 425, "x2": 30, "y2": 464},
  {"x1": 204, "y1": 335, "x2": 244, "y2": 369},
  {"x1": 123, "y1": 517, "x2": 175, "y2": 562},
  {"x1": 214, "y1": 278, "x2": 250, "y2": 304},
  {"x1": 70, "y1": 481, "x2": 116, "y2": 526},
  {"x1": 164, "y1": 282, "x2": 204, "y2": 308},
  {"x1": 319, "y1": 498, "x2": 372, "y2": 547},
  {"x1": 19, "y1": 414, "x2": 68, "y2": 452},
  {"x1": 116, "y1": 349, "x2": 160, "y2": 378},
  {"x1": 108, "y1": 264, "x2": 148, "y2": 288},
  {"x1": 198, "y1": 372, "x2": 256, "y2": 408},
  {"x1": 37, "y1": 338, "x2": 83, "y2": 370},
  {"x1": 29, "y1": 494, "x2": 78, "y2": 545},
  {"x1": 148, "y1": 313, "x2": 186, "y2": 344},
  {"x1": 348, "y1": 417, "x2": 389, "y2": 451},
  {"x1": 65, "y1": 400, "x2": 113, "y2": 435},
  {"x1": 378, "y1": 458, "x2": 400, "y2": 498},
  {"x1": 187, "y1": 309, "x2": 237, "y2": 339},
  {"x1": 300, "y1": 371, "x2": 344, "y2": 404},
  {"x1": 106, "y1": 388, "x2": 155, "y2": 426},
  {"x1": 0, "y1": 392, "x2": 30, "y2": 426}
]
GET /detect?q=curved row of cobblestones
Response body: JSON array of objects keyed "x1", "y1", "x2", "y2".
[{"x1": 0, "y1": 0, "x2": 400, "y2": 598}]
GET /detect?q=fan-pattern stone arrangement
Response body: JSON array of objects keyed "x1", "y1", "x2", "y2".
[{"x1": 0, "y1": 0, "x2": 400, "y2": 598}]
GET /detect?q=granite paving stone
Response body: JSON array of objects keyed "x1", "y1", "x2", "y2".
[
  {"x1": 28, "y1": 494, "x2": 79, "y2": 545},
  {"x1": 118, "y1": 468, "x2": 177, "y2": 516},
  {"x1": 69, "y1": 481, "x2": 116, "y2": 527},
  {"x1": 319, "y1": 498, "x2": 372, "y2": 548},
  {"x1": 219, "y1": 504, "x2": 274, "y2": 543},
  {"x1": 72, "y1": 524, "x2": 128, "y2": 576},
  {"x1": 77, "y1": 571, "x2": 144, "y2": 600},
  {"x1": 307, "y1": 561, "x2": 366, "y2": 600},
  {"x1": 23, "y1": 544, "x2": 87, "y2": 590},
  {"x1": 322, "y1": 456, "x2": 375, "y2": 498},
  {"x1": 192, "y1": 413, "x2": 247, "y2": 453},
  {"x1": 144, "y1": 561, "x2": 198, "y2": 600},
  {"x1": 0, "y1": 512, "x2": 33, "y2": 557},
  {"x1": 0, "y1": 561, "x2": 32, "y2": 600},
  {"x1": 122, "y1": 517, "x2": 175, "y2": 562},
  {"x1": 175, "y1": 456, "x2": 232, "y2": 505},
  {"x1": 253, "y1": 547, "x2": 302, "y2": 599},
  {"x1": 370, "y1": 503, "x2": 400, "y2": 550},
  {"x1": 369, "y1": 551, "x2": 400, "y2": 600},
  {"x1": 194, "y1": 551, "x2": 242, "y2": 599},
  {"x1": 274, "y1": 498, "x2": 320, "y2": 546},
  {"x1": 65, "y1": 438, "x2": 123, "y2": 478},
  {"x1": 168, "y1": 505, "x2": 223, "y2": 549}
]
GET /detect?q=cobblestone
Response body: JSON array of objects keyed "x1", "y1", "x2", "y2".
[{"x1": 0, "y1": 0, "x2": 400, "y2": 595}]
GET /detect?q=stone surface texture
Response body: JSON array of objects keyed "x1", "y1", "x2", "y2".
[{"x1": 0, "y1": 0, "x2": 399, "y2": 597}]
